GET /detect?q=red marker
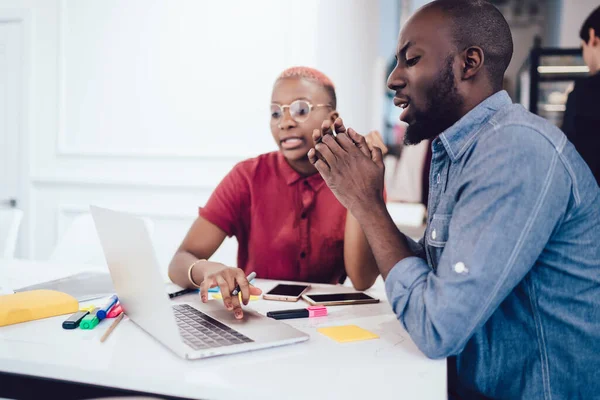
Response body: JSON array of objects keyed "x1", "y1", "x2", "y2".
[{"x1": 106, "y1": 303, "x2": 123, "y2": 318}]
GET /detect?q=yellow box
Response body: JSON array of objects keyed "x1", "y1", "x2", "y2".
[{"x1": 0, "y1": 290, "x2": 78, "y2": 327}]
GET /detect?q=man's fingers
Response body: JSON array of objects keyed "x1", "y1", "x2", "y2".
[
  {"x1": 333, "y1": 117, "x2": 347, "y2": 134},
  {"x1": 320, "y1": 119, "x2": 334, "y2": 138},
  {"x1": 215, "y1": 275, "x2": 233, "y2": 310},
  {"x1": 334, "y1": 131, "x2": 355, "y2": 152},
  {"x1": 371, "y1": 145, "x2": 385, "y2": 169},
  {"x1": 348, "y1": 128, "x2": 372, "y2": 158},
  {"x1": 315, "y1": 140, "x2": 339, "y2": 169},
  {"x1": 313, "y1": 158, "x2": 331, "y2": 176},
  {"x1": 312, "y1": 128, "x2": 323, "y2": 145},
  {"x1": 307, "y1": 148, "x2": 323, "y2": 166}
]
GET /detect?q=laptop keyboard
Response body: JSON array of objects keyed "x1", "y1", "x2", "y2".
[{"x1": 173, "y1": 304, "x2": 253, "y2": 351}]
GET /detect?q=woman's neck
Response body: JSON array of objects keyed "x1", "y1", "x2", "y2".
[{"x1": 286, "y1": 157, "x2": 318, "y2": 177}]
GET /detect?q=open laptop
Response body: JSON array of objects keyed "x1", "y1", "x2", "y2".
[{"x1": 90, "y1": 206, "x2": 309, "y2": 360}]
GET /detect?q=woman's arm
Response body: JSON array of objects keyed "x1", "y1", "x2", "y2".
[
  {"x1": 169, "y1": 216, "x2": 261, "y2": 319},
  {"x1": 168, "y1": 216, "x2": 228, "y2": 289},
  {"x1": 343, "y1": 210, "x2": 380, "y2": 290}
]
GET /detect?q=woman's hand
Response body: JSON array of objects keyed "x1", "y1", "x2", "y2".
[
  {"x1": 365, "y1": 130, "x2": 388, "y2": 155},
  {"x1": 199, "y1": 262, "x2": 262, "y2": 319}
]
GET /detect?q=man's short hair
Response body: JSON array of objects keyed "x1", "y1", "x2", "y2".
[
  {"x1": 580, "y1": 6, "x2": 600, "y2": 43},
  {"x1": 426, "y1": 0, "x2": 514, "y2": 91},
  {"x1": 277, "y1": 66, "x2": 337, "y2": 109}
]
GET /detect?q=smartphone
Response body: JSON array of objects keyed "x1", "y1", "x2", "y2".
[
  {"x1": 263, "y1": 284, "x2": 311, "y2": 302},
  {"x1": 302, "y1": 292, "x2": 379, "y2": 306}
]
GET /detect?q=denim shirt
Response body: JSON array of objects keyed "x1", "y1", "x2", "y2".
[{"x1": 385, "y1": 91, "x2": 600, "y2": 400}]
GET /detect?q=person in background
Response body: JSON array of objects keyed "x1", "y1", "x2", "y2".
[
  {"x1": 562, "y1": 5, "x2": 600, "y2": 185},
  {"x1": 169, "y1": 67, "x2": 384, "y2": 319},
  {"x1": 308, "y1": 0, "x2": 600, "y2": 398}
]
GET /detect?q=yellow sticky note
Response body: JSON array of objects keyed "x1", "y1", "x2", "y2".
[
  {"x1": 317, "y1": 325, "x2": 379, "y2": 343},
  {"x1": 211, "y1": 293, "x2": 260, "y2": 301}
]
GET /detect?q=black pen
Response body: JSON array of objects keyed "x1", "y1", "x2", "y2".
[{"x1": 168, "y1": 288, "x2": 198, "y2": 299}]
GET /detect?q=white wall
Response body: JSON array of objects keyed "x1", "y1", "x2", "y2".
[
  {"x1": 559, "y1": 0, "x2": 598, "y2": 47},
  {"x1": 1, "y1": 0, "x2": 380, "y2": 272}
]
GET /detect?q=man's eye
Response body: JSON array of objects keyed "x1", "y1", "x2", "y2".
[{"x1": 406, "y1": 56, "x2": 420, "y2": 67}]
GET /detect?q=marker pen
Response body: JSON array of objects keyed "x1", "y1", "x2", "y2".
[
  {"x1": 62, "y1": 310, "x2": 89, "y2": 329},
  {"x1": 106, "y1": 303, "x2": 123, "y2": 318},
  {"x1": 231, "y1": 272, "x2": 257, "y2": 296},
  {"x1": 266, "y1": 306, "x2": 327, "y2": 320},
  {"x1": 96, "y1": 295, "x2": 118, "y2": 320},
  {"x1": 80, "y1": 308, "x2": 101, "y2": 330}
]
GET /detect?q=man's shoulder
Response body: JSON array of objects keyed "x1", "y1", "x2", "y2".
[{"x1": 480, "y1": 103, "x2": 566, "y2": 155}]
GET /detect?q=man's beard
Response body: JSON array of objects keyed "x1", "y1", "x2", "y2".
[{"x1": 404, "y1": 56, "x2": 464, "y2": 146}]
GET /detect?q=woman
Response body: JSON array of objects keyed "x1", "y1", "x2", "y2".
[{"x1": 169, "y1": 67, "x2": 384, "y2": 319}]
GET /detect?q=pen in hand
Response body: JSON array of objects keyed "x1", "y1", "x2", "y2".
[{"x1": 231, "y1": 272, "x2": 257, "y2": 296}]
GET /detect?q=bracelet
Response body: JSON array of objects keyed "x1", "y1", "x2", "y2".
[{"x1": 187, "y1": 259, "x2": 206, "y2": 288}]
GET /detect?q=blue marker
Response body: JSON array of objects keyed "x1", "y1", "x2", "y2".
[{"x1": 96, "y1": 295, "x2": 118, "y2": 320}]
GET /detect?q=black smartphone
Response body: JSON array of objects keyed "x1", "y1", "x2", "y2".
[{"x1": 302, "y1": 292, "x2": 379, "y2": 306}]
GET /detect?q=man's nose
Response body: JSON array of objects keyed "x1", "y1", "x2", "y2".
[{"x1": 387, "y1": 66, "x2": 407, "y2": 91}]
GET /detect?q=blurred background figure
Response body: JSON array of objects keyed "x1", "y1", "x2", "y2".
[{"x1": 562, "y1": 6, "x2": 600, "y2": 185}]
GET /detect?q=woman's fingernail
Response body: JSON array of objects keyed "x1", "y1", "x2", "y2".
[{"x1": 235, "y1": 311, "x2": 242, "y2": 319}]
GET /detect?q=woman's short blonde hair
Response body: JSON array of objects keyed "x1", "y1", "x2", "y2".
[{"x1": 276, "y1": 66, "x2": 337, "y2": 109}]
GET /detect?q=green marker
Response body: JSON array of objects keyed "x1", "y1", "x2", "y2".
[{"x1": 80, "y1": 307, "x2": 100, "y2": 330}]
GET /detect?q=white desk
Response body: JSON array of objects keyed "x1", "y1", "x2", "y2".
[{"x1": 0, "y1": 259, "x2": 446, "y2": 399}]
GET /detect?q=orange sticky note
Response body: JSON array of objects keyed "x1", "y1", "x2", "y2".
[
  {"x1": 211, "y1": 293, "x2": 260, "y2": 301},
  {"x1": 317, "y1": 325, "x2": 379, "y2": 343}
]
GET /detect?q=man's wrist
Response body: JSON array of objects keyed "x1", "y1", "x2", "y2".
[{"x1": 351, "y1": 196, "x2": 387, "y2": 222}]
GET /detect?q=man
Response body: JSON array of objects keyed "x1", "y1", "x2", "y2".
[
  {"x1": 562, "y1": 5, "x2": 600, "y2": 185},
  {"x1": 308, "y1": 0, "x2": 600, "y2": 399}
]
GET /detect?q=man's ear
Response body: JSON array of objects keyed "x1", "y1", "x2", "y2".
[
  {"x1": 590, "y1": 28, "x2": 600, "y2": 47},
  {"x1": 329, "y1": 110, "x2": 339, "y2": 123},
  {"x1": 461, "y1": 46, "x2": 485, "y2": 81}
]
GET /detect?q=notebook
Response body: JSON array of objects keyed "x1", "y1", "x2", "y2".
[{"x1": 15, "y1": 271, "x2": 115, "y2": 302}]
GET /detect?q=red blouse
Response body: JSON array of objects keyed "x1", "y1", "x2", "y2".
[{"x1": 200, "y1": 151, "x2": 347, "y2": 284}]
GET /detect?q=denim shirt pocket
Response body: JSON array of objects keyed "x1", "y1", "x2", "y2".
[{"x1": 427, "y1": 213, "x2": 451, "y2": 267}]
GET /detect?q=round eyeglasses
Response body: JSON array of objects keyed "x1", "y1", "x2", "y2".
[{"x1": 270, "y1": 100, "x2": 332, "y2": 123}]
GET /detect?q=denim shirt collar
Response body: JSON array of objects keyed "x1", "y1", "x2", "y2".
[{"x1": 437, "y1": 90, "x2": 512, "y2": 162}]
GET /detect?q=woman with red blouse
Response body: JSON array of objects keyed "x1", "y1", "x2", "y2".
[{"x1": 169, "y1": 67, "x2": 385, "y2": 319}]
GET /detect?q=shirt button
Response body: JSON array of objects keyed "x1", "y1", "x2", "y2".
[
  {"x1": 454, "y1": 262, "x2": 468, "y2": 274},
  {"x1": 301, "y1": 212, "x2": 307, "y2": 219},
  {"x1": 303, "y1": 180, "x2": 309, "y2": 186},
  {"x1": 431, "y1": 229, "x2": 437, "y2": 240},
  {"x1": 300, "y1": 251, "x2": 306, "y2": 259}
]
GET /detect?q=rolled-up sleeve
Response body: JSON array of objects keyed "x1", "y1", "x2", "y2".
[{"x1": 384, "y1": 126, "x2": 572, "y2": 359}]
